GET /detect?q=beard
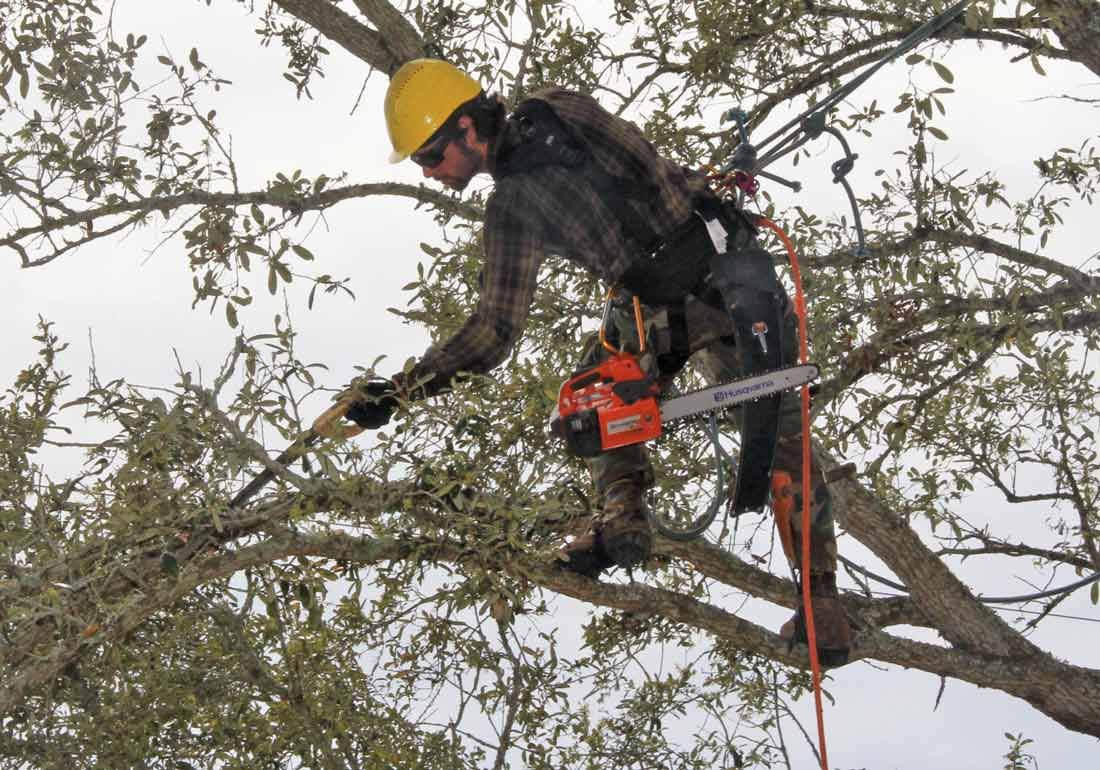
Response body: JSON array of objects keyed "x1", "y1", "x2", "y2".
[{"x1": 443, "y1": 137, "x2": 483, "y2": 191}]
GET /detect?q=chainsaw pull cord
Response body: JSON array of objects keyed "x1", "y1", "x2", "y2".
[{"x1": 758, "y1": 216, "x2": 830, "y2": 770}]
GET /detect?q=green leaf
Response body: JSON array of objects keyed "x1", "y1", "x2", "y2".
[
  {"x1": 905, "y1": 53, "x2": 924, "y2": 65},
  {"x1": 251, "y1": 203, "x2": 264, "y2": 226},
  {"x1": 161, "y1": 553, "x2": 179, "y2": 577},
  {"x1": 1091, "y1": 581, "x2": 1098, "y2": 605},
  {"x1": 291, "y1": 244, "x2": 314, "y2": 261},
  {"x1": 932, "y1": 62, "x2": 954, "y2": 83},
  {"x1": 268, "y1": 266, "x2": 278, "y2": 295},
  {"x1": 157, "y1": 55, "x2": 172, "y2": 66},
  {"x1": 226, "y1": 302, "x2": 238, "y2": 328},
  {"x1": 927, "y1": 126, "x2": 948, "y2": 141},
  {"x1": 1031, "y1": 55, "x2": 1046, "y2": 77}
]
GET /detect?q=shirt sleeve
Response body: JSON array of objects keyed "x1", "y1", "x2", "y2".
[{"x1": 399, "y1": 184, "x2": 543, "y2": 399}]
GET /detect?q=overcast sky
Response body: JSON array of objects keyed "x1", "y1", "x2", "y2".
[{"x1": 2, "y1": 2, "x2": 1098, "y2": 767}]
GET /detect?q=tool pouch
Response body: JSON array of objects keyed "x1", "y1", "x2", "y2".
[{"x1": 706, "y1": 212, "x2": 786, "y2": 514}]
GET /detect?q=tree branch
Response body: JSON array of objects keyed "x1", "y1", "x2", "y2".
[
  {"x1": 5, "y1": 505, "x2": 1100, "y2": 736},
  {"x1": 825, "y1": 447, "x2": 1040, "y2": 659},
  {"x1": 348, "y1": 0, "x2": 424, "y2": 68},
  {"x1": 935, "y1": 544, "x2": 1096, "y2": 571},
  {"x1": 270, "y1": 0, "x2": 421, "y2": 75},
  {"x1": 6, "y1": 182, "x2": 483, "y2": 268},
  {"x1": 1031, "y1": 0, "x2": 1100, "y2": 77},
  {"x1": 661, "y1": 537, "x2": 928, "y2": 628}
]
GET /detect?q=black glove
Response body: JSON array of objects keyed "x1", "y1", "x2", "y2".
[{"x1": 344, "y1": 379, "x2": 400, "y2": 429}]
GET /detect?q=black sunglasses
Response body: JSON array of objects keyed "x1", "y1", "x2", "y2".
[{"x1": 410, "y1": 119, "x2": 463, "y2": 168}]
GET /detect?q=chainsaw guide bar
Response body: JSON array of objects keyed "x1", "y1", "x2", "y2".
[{"x1": 660, "y1": 363, "x2": 818, "y2": 424}]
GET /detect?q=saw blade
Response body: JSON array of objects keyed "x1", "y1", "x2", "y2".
[{"x1": 659, "y1": 363, "x2": 819, "y2": 424}]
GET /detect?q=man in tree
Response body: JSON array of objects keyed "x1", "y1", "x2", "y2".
[{"x1": 345, "y1": 58, "x2": 851, "y2": 661}]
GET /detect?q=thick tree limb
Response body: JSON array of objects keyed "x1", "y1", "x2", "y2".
[
  {"x1": 1032, "y1": 0, "x2": 1100, "y2": 76},
  {"x1": 825, "y1": 449, "x2": 1040, "y2": 659},
  {"x1": 349, "y1": 0, "x2": 424, "y2": 68},
  {"x1": 662, "y1": 537, "x2": 928, "y2": 629},
  {"x1": 271, "y1": 0, "x2": 423, "y2": 74},
  {"x1": 7, "y1": 503, "x2": 1100, "y2": 736}
]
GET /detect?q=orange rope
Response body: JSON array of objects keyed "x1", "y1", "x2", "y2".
[
  {"x1": 758, "y1": 216, "x2": 830, "y2": 770},
  {"x1": 599, "y1": 291, "x2": 647, "y2": 355},
  {"x1": 632, "y1": 295, "x2": 646, "y2": 353}
]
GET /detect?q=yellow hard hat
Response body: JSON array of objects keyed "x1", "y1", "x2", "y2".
[{"x1": 384, "y1": 59, "x2": 482, "y2": 164}]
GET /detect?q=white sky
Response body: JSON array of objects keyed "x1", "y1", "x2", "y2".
[{"x1": 2, "y1": 1, "x2": 1098, "y2": 767}]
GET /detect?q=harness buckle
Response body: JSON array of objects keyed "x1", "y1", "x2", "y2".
[{"x1": 751, "y1": 321, "x2": 769, "y2": 355}]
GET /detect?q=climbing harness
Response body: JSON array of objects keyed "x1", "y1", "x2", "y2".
[
  {"x1": 498, "y1": 92, "x2": 800, "y2": 528},
  {"x1": 495, "y1": 97, "x2": 661, "y2": 255}
]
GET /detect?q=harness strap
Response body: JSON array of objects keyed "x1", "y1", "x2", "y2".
[
  {"x1": 496, "y1": 98, "x2": 660, "y2": 251},
  {"x1": 659, "y1": 300, "x2": 691, "y2": 375}
]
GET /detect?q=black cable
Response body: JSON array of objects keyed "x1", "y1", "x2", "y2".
[
  {"x1": 864, "y1": 588, "x2": 1100, "y2": 624},
  {"x1": 838, "y1": 554, "x2": 1100, "y2": 605},
  {"x1": 754, "y1": 0, "x2": 973, "y2": 157}
]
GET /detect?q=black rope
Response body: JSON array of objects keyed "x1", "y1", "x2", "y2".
[
  {"x1": 838, "y1": 554, "x2": 1100, "y2": 605},
  {"x1": 722, "y1": 0, "x2": 973, "y2": 255},
  {"x1": 863, "y1": 588, "x2": 1100, "y2": 624},
  {"x1": 753, "y1": 0, "x2": 973, "y2": 157}
]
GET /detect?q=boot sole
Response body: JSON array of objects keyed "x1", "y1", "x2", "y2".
[
  {"x1": 818, "y1": 648, "x2": 850, "y2": 667},
  {"x1": 603, "y1": 530, "x2": 652, "y2": 569},
  {"x1": 559, "y1": 549, "x2": 613, "y2": 579}
]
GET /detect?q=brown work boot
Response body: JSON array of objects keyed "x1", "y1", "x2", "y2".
[
  {"x1": 558, "y1": 476, "x2": 652, "y2": 577},
  {"x1": 597, "y1": 476, "x2": 653, "y2": 569},
  {"x1": 779, "y1": 572, "x2": 852, "y2": 666}
]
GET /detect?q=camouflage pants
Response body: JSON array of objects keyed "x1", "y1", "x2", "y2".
[{"x1": 574, "y1": 282, "x2": 838, "y2": 574}]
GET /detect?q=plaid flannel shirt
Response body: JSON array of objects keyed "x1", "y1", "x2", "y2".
[{"x1": 402, "y1": 86, "x2": 712, "y2": 397}]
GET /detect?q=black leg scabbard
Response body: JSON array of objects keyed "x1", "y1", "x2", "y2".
[{"x1": 707, "y1": 231, "x2": 787, "y2": 514}]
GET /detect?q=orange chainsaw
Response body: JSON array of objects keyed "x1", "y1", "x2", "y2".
[{"x1": 549, "y1": 293, "x2": 817, "y2": 458}]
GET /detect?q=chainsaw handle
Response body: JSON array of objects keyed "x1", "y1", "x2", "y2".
[{"x1": 312, "y1": 397, "x2": 366, "y2": 439}]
